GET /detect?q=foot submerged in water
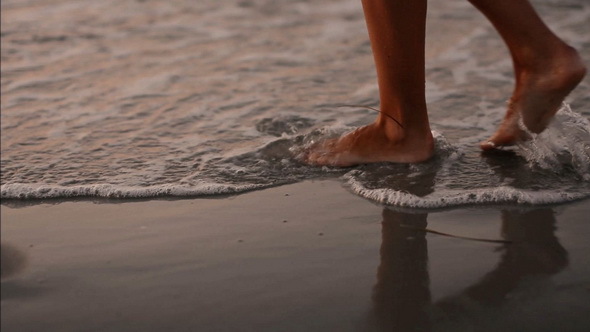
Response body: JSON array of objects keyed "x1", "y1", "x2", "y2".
[
  {"x1": 480, "y1": 46, "x2": 587, "y2": 150},
  {"x1": 301, "y1": 122, "x2": 434, "y2": 167}
]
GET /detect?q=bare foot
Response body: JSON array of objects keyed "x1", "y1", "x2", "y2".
[
  {"x1": 480, "y1": 46, "x2": 586, "y2": 150},
  {"x1": 303, "y1": 122, "x2": 434, "y2": 167}
]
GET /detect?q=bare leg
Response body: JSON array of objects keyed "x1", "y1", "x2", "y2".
[
  {"x1": 304, "y1": 0, "x2": 434, "y2": 166},
  {"x1": 470, "y1": 0, "x2": 587, "y2": 150}
]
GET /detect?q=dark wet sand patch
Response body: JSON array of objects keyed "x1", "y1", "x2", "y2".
[{"x1": 2, "y1": 180, "x2": 590, "y2": 331}]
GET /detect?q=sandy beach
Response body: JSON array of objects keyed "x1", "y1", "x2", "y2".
[
  {"x1": 2, "y1": 181, "x2": 590, "y2": 331},
  {"x1": 2, "y1": 0, "x2": 590, "y2": 330}
]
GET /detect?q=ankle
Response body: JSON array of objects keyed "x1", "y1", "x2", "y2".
[{"x1": 374, "y1": 116, "x2": 433, "y2": 151}]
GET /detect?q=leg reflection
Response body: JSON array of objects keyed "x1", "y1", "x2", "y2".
[
  {"x1": 369, "y1": 207, "x2": 569, "y2": 330},
  {"x1": 370, "y1": 209, "x2": 431, "y2": 332},
  {"x1": 461, "y1": 208, "x2": 568, "y2": 305}
]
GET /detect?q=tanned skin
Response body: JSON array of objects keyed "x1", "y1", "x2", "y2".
[{"x1": 304, "y1": 0, "x2": 586, "y2": 166}]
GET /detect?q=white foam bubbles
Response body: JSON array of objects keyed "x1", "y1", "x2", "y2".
[
  {"x1": 517, "y1": 103, "x2": 590, "y2": 180},
  {"x1": 343, "y1": 125, "x2": 590, "y2": 209},
  {"x1": 0, "y1": 182, "x2": 267, "y2": 199},
  {"x1": 345, "y1": 175, "x2": 588, "y2": 209}
]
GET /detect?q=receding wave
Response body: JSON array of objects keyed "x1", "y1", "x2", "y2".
[
  {"x1": 2, "y1": 0, "x2": 589, "y2": 207},
  {"x1": 347, "y1": 179, "x2": 588, "y2": 209},
  {"x1": 3, "y1": 118, "x2": 589, "y2": 207},
  {"x1": 342, "y1": 120, "x2": 590, "y2": 208},
  {"x1": 0, "y1": 182, "x2": 268, "y2": 199}
]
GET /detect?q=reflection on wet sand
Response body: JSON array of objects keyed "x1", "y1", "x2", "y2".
[
  {"x1": 453, "y1": 209, "x2": 567, "y2": 306},
  {"x1": 369, "y1": 210, "x2": 431, "y2": 331},
  {"x1": 370, "y1": 207, "x2": 567, "y2": 331}
]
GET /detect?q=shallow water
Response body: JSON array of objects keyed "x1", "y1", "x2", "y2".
[{"x1": 2, "y1": 0, "x2": 590, "y2": 207}]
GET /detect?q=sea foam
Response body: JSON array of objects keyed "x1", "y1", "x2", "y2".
[
  {"x1": 1, "y1": 0, "x2": 589, "y2": 207},
  {"x1": 346, "y1": 178, "x2": 588, "y2": 209},
  {"x1": 0, "y1": 182, "x2": 267, "y2": 199},
  {"x1": 517, "y1": 104, "x2": 590, "y2": 181}
]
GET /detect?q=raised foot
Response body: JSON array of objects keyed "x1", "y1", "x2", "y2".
[
  {"x1": 481, "y1": 46, "x2": 587, "y2": 151},
  {"x1": 302, "y1": 123, "x2": 434, "y2": 167}
]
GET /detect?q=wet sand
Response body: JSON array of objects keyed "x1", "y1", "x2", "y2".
[
  {"x1": 2, "y1": 0, "x2": 590, "y2": 330},
  {"x1": 2, "y1": 181, "x2": 590, "y2": 331}
]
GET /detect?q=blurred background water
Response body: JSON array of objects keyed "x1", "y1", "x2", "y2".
[{"x1": 1, "y1": 0, "x2": 589, "y2": 207}]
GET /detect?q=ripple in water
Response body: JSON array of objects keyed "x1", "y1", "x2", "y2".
[
  {"x1": 2, "y1": 0, "x2": 589, "y2": 207},
  {"x1": 3, "y1": 105, "x2": 589, "y2": 209},
  {"x1": 346, "y1": 106, "x2": 590, "y2": 208}
]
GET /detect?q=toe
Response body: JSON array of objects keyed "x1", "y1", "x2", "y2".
[{"x1": 480, "y1": 140, "x2": 497, "y2": 151}]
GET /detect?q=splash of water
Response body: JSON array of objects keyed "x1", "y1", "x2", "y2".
[{"x1": 517, "y1": 103, "x2": 590, "y2": 181}]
